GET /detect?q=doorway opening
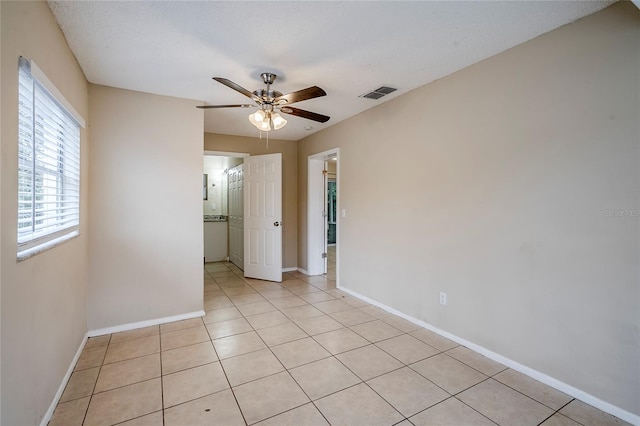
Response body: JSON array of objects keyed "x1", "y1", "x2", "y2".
[
  {"x1": 307, "y1": 149, "x2": 339, "y2": 285},
  {"x1": 203, "y1": 151, "x2": 248, "y2": 270}
]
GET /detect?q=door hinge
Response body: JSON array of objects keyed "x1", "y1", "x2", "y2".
[{"x1": 322, "y1": 252, "x2": 327, "y2": 259}]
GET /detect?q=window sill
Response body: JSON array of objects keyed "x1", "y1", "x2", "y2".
[{"x1": 17, "y1": 230, "x2": 80, "y2": 262}]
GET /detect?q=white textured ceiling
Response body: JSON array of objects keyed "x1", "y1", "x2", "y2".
[{"x1": 48, "y1": 1, "x2": 613, "y2": 141}]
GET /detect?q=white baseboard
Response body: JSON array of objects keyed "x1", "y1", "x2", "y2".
[
  {"x1": 87, "y1": 310, "x2": 205, "y2": 337},
  {"x1": 40, "y1": 334, "x2": 88, "y2": 426},
  {"x1": 282, "y1": 267, "x2": 298, "y2": 272},
  {"x1": 297, "y1": 267, "x2": 310, "y2": 275},
  {"x1": 338, "y1": 286, "x2": 640, "y2": 426}
]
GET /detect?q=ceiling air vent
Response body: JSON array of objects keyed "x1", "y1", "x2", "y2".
[{"x1": 360, "y1": 86, "x2": 397, "y2": 100}]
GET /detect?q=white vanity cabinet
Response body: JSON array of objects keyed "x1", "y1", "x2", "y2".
[{"x1": 204, "y1": 220, "x2": 228, "y2": 262}]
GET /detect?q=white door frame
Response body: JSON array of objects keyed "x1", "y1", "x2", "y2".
[
  {"x1": 307, "y1": 148, "x2": 339, "y2": 282},
  {"x1": 204, "y1": 150, "x2": 249, "y2": 158},
  {"x1": 203, "y1": 150, "x2": 249, "y2": 265}
]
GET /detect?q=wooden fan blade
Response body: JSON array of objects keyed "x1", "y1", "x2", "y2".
[
  {"x1": 275, "y1": 86, "x2": 326, "y2": 105},
  {"x1": 213, "y1": 77, "x2": 259, "y2": 101},
  {"x1": 280, "y1": 106, "x2": 330, "y2": 123},
  {"x1": 197, "y1": 104, "x2": 254, "y2": 109}
]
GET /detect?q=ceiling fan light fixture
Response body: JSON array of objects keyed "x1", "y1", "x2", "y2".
[
  {"x1": 259, "y1": 119, "x2": 271, "y2": 132},
  {"x1": 248, "y1": 112, "x2": 260, "y2": 127},
  {"x1": 205, "y1": 73, "x2": 328, "y2": 133},
  {"x1": 254, "y1": 110, "x2": 265, "y2": 122},
  {"x1": 249, "y1": 109, "x2": 286, "y2": 132},
  {"x1": 271, "y1": 112, "x2": 287, "y2": 130},
  {"x1": 249, "y1": 110, "x2": 268, "y2": 130}
]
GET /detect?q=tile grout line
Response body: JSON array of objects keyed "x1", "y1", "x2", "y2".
[
  {"x1": 144, "y1": 270, "x2": 436, "y2": 422},
  {"x1": 247, "y1": 315, "x2": 331, "y2": 425},
  {"x1": 110, "y1": 410, "x2": 163, "y2": 426},
  {"x1": 265, "y1": 283, "x2": 413, "y2": 423},
  {"x1": 536, "y1": 398, "x2": 582, "y2": 426},
  {"x1": 80, "y1": 333, "x2": 111, "y2": 425},
  {"x1": 65, "y1": 262, "x2": 586, "y2": 426},
  {"x1": 491, "y1": 373, "x2": 576, "y2": 415},
  {"x1": 319, "y1": 337, "x2": 413, "y2": 421},
  {"x1": 217, "y1": 277, "x2": 304, "y2": 425},
  {"x1": 159, "y1": 321, "x2": 167, "y2": 426},
  {"x1": 86, "y1": 326, "x2": 160, "y2": 422},
  {"x1": 202, "y1": 317, "x2": 251, "y2": 426},
  {"x1": 222, "y1": 269, "x2": 341, "y2": 424},
  {"x1": 51, "y1": 265, "x2": 327, "y2": 424},
  {"x1": 411, "y1": 394, "x2": 500, "y2": 426},
  {"x1": 384, "y1": 349, "x2": 498, "y2": 425},
  {"x1": 205, "y1": 265, "x2": 620, "y2": 425},
  {"x1": 290, "y1": 305, "x2": 499, "y2": 424}
]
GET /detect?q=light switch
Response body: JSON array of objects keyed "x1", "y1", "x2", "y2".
[
  {"x1": 341, "y1": 209, "x2": 347, "y2": 218},
  {"x1": 211, "y1": 203, "x2": 216, "y2": 210}
]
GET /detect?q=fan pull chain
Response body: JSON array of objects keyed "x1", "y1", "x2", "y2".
[{"x1": 258, "y1": 130, "x2": 269, "y2": 149}]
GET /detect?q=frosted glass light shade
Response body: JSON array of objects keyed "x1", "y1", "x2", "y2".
[
  {"x1": 271, "y1": 112, "x2": 287, "y2": 130},
  {"x1": 248, "y1": 112, "x2": 264, "y2": 129},
  {"x1": 258, "y1": 119, "x2": 271, "y2": 131},
  {"x1": 249, "y1": 109, "x2": 285, "y2": 131}
]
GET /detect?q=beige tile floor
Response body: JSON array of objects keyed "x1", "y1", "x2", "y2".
[
  {"x1": 50, "y1": 262, "x2": 630, "y2": 426},
  {"x1": 326, "y1": 245, "x2": 336, "y2": 281}
]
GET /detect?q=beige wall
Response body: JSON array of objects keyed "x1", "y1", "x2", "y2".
[
  {"x1": 298, "y1": 2, "x2": 639, "y2": 416},
  {"x1": 1, "y1": 2, "x2": 3, "y2": 420},
  {"x1": 204, "y1": 133, "x2": 298, "y2": 269},
  {"x1": 88, "y1": 85, "x2": 204, "y2": 330},
  {"x1": 1, "y1": 2, "x2": 89, "y2": 424},
  {"x1": 203, "y1": 156, "x2": 233, "y2": 216}
]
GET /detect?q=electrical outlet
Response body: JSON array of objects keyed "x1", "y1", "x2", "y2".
[{"x1": 439, "y1": 292, "x2": 447, "y2": 306}]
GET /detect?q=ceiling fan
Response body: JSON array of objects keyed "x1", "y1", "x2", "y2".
[{"x1": 197, "y1": 73, "x2": 330, "y2": 131}]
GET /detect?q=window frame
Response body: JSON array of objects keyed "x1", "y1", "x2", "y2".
[{"x1": 17, "y1": 57, "x2": 84, "y2": 261}]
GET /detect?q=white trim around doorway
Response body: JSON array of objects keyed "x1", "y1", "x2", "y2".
[{"x1": 307, "y1": 148, "x2": 339, "y2": 285}]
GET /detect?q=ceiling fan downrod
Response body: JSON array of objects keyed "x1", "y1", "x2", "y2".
[{"x1": 256, "y1": 73, "x2": 280, "y2": 104}]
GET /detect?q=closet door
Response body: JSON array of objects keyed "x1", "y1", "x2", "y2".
[{"x1": 228, "y1": 164, "x2": 244, "y2": 270}]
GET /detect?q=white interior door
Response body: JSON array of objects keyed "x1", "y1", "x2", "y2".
[
  {"x1": 228, "y1": 164, "x2": 244, "y2": 270},
  {"x1": 244, "y1": 153, "x2": 282, "y2": 282}
]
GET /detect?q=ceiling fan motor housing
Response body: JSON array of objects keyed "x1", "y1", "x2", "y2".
[{"x1": 253, "y1": 89, "x2": 283, "y2": 103}]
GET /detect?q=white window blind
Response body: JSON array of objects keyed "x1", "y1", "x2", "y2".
[{"x1": 17, "y1": 57, "x2": 81, "y2": 259}]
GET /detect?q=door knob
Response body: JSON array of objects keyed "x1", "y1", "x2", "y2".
[{"x1": 274, "y1": 221, "x2": 282, "y2": 227}]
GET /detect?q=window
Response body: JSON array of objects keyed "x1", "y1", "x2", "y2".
[{"x1": 17, "y1": 57, "x2": 81, "y2": 260}]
